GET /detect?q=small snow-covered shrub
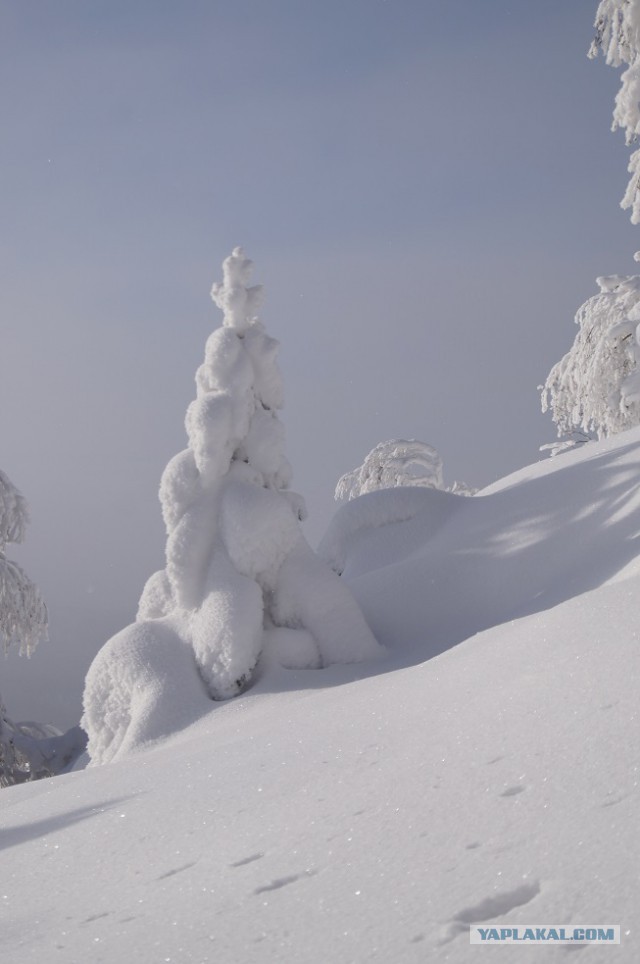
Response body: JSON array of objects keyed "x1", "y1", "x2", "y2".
[{"x1": 335, "y1": 439, "x2": 475, "y2": 502}]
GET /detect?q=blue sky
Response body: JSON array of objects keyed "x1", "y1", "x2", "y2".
[{"x1": 2, "y1": 1, "x2": 638, "y2": 726}]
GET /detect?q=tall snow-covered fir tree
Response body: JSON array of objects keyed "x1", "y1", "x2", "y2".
[
  {"x1": 542, "y1": 1, "x2": 640, "y2": 443},
  {"x1": 83, "y1": 248, "x2": 383, "y2": 765}
]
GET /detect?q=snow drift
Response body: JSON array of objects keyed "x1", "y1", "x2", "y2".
[{"x1": 325, "y1": 427, "x2": 640, "y2": 665}]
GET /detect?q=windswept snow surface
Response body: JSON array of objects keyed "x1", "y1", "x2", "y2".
[{"x1": 3, "y1": 429, "x2": 640, "y2": 962}]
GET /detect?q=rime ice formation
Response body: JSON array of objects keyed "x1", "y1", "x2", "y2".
[
  {"x1": 541, "y1": 3, "x2": 640, "y2": 448},
  {"x1": 542, "y1": 273, "x2": 640, "y2": 440},
  {"x1": 83, "y1": 248, "x2": 382, "y2": 764},
  {"x1": 590, "y1": 0, "x2": 640, "y2": 222}
]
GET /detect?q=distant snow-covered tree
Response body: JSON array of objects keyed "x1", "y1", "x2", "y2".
[
  {"x1": 0, "y1": 469, "x2": 45, "y2": 659},
  {"x1": 335, "y1": 439, "x2": 476, "y2": 503},
  {"x1": 83, "y1": 248, "x2": 383, "y2": 765},
  {"x1": 0, "y1": 469, "x2": 85, "y2": 786},
  {"x1": 541, "y1": 273, "x2": 640, "y2": 439}
]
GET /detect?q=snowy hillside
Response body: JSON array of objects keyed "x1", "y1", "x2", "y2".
[
  {"x1": 2, "y1": 430, "x2": 639, "y2": 962},
  {"x1": 322, "y1": 425, "x2": 640, "y2": 662}
]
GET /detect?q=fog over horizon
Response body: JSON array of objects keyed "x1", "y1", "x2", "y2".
[{"x1": 2, "y1": 1, "x2": 638, "y2": 729}]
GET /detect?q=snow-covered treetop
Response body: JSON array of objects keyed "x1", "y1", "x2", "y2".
[
  {"x1": 590, "y1": 0, "x2": 640, "y2": 221},
  {"x1": 210, "y1": 247, "x2": 265, "y2": 333}
]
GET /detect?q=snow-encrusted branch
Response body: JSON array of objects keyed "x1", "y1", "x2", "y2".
[
  {"x1": 541, "y1": 273, "x2": 640, "y2": 439},
  {"x1": 0, "y1": 555, "x2": 48, "y2": 657},
  {"x1": 590, "y1": 0, "x2": 640, "y2": 221},
  {"x1": 0, "y1": 470, "x2": 29, "y2": 551}
]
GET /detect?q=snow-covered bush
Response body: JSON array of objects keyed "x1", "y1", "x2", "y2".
[
  {"x1": 83, "y1": 248, "x2": 382, "y2": 765},
  {"x1": 335, "y1": 439, "x2": 475, "y2": 502},
  {"x1": 542, "y1": 273, "x2": 640, "y2": 440},
  {"x1": 0, "y1": 469, "x2": 85, "y2": 785}
]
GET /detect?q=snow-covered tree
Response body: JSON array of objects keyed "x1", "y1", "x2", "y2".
[
  {"x1": 0, "y1": 469, "x2": 85, "y2": 785},
  {"x1": 335, "y1": 439, "x2": 475, "y2": 503},
  {"x1": 542, "y1": 273, "x2": 640, "y2": 439},
  {"x1": 541, "y1": 3, "x2": 640, "y2": 444},
  {"x1": 0, "y1": 471, "x2": 46, "y2": 657},
  {"x1": 83, "y1": 248, "x2": 383, "y2": 764},
  {"x1": 590, "y1": 0, "x2": 640, "y2": 222}
]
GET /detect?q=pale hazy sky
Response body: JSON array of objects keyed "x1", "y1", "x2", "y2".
[{"x1": 2, "y1": 1, "x2": 638, "y2": 727}]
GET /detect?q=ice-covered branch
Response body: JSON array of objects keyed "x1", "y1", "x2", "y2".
[{"x1": 590, "y1": 0, "x2": 640, "y2": 221}]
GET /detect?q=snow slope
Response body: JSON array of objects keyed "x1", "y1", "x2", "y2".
[
  {"x1": 323, "y1": 427, "x2": 640, "y2": 662},
  {"x1": 2, "y1": 430, "x2": 639, "y2": 962}
]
